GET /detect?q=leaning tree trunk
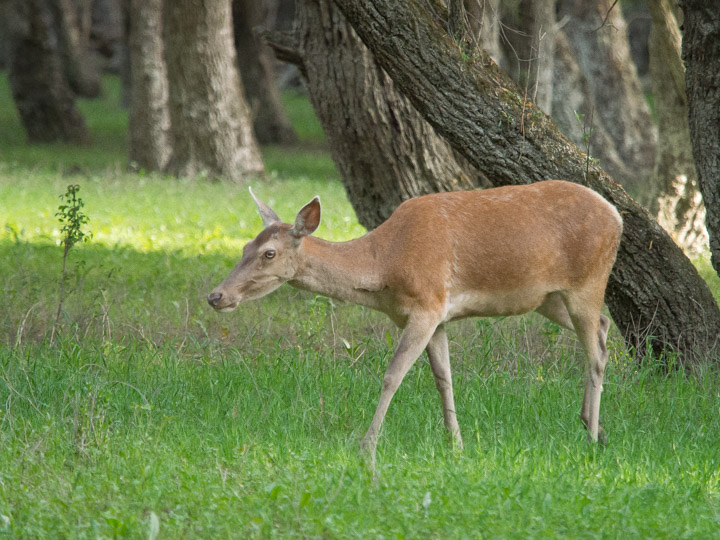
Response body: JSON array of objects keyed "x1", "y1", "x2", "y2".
[
  {"x1": 265, "y1": 0, "x2": 484, "y2": 228},
  {"x1": 128, "y1": 0, "x2": 171, "y2": 172},
  {"x1": 333, "y1": 0, "x2": 720, "y2": 361},
  {"x1": 2, "y1": 0, "x2": 89, "y2": 144},
  {"x1": 163, "y1": 0, "x2": 263, "y2": 181},
  {"x1": 232, "y1": 0, "x2": 297, "y2": 145},
  {"x1": 648, "y1": 0, "x2": 707, "y2": 256},
  {"x1": 555, "y1": 0, "x2": 657, "y2": 196},
  {"x1": 680, "y1": 0, "x2": 720, "y2": 277}
]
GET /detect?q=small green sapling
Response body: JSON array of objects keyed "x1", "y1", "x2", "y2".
[{"x1": 52, "y1": 184, "x2": 91, "y2": 343}]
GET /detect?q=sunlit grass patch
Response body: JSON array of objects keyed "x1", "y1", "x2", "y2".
[
  {"x1": 1, "y1": 71, "x2": 720, "y2": 538},
  {"x1": 695, "y1": 255, "x2": 720, "y2": 303},
  {"x1": 0, "y1": 169, "x2": 364, "y2": 255}
]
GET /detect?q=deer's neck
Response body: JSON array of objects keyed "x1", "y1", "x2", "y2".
[{"x1": 289, "y1": 235, "x2": 385, "y2": 310}]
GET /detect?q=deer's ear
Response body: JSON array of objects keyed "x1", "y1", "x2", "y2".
[
  {"x1": 290, "y1": 196, "x2": 321, "y2": 237},
  {"x1": 249, "y1": 187, "x2": 280, "y2": 227}
]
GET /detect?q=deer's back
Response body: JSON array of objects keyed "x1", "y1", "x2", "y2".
[{"x1": 370, "y1": 181, "x2": 622, "y2": 315}]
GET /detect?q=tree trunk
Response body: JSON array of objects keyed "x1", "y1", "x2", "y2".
[
  {"x1": 333, "y1": 0, "x2": 720, "y2": 361},
  {"x1": 555, "y1": 0, "x2": 656, "y2": 196},
  {"x1": 76, "y1": 0, "x2": 93, "y2": 46},
  {"x1": 648, "y1": 0, "x2": 707, "y2": 256},
  {"x1": 118, "y1": 0, "x2": 131, "y2": 109},
  {"x1": 550, "y1": 29, "x2": 631, "y2": 184},
  {"x1": 232, "y1": 0, "x2": 297, "y2": 145},
  {"x1": 466, "y1": 0, "x2": 503, "y2": 66},
  {"x1": 127, "y1": 0, "x2": 170, "y2": 171},
  {"x1": 265, "y1": 0, "x2": 484, "y2": 229},
  {"x1": 517, "y1": 0, "x2": 555, "y2": 114},
  {"x1": 2, "y1": 0, "x2": 89, "y2": 144},
  {"x1": 498, "y1": 2, "x2": 636, "y2": 188},
  {"x1": 680, "y1": 0, "x2": 720, "y2": 277},
  {"x1": 53, "y1": 0, "x2": 101, "y2": 98},
  {"x1": 90, "y1": 0, "x2": 126, "y2": 76},
  {"x1": 163, "y1": 0, "x2": 263, "y2": 181}
]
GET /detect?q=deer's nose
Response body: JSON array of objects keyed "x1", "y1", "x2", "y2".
[{"x1": 207, "y1": 291, "x2": 223, "y2": 307}]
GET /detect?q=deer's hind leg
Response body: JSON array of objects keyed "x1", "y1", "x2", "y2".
[
  {"x1": 563, "y1": 286, "x2": 610, "y2": 444},
  {"x1": 535, "y1": 292, "x2": 574, "y2": 330}
]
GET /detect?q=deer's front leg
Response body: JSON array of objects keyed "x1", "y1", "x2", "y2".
[{"x1": 360, "y1": 314, "x2": 439, "y2": 466}]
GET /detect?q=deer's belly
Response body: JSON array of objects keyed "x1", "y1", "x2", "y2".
[{"x1": 442, "y1": 289, "x2": 547, "y2": 321}]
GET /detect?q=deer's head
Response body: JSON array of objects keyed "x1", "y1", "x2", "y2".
[{"x1": 207, "y1": 189, "x2": 321, "y2": 312}]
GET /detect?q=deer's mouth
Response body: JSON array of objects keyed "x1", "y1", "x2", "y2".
[
  {"x1": 215, "y1": 301, "x2": 240, "y2": 313},
  {"x1": 207, "y1": 291, "x2": 241, "y2": 312}
]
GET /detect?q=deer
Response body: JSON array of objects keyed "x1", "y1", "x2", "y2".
[{"x1": 208, "y1": 181, "x2": 623, "y2": 465}]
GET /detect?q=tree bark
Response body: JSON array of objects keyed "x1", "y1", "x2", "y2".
[
  {"x1": 648, "y1": 0, "x2": 707, "y2": 256},
  {"x1": 448, "y1": 0, "x2": 467, "y2": 42},
  {"x1": 90, "y1": 0, "x2": 126, "y2": 76},
  {"x1": 53, "y1": 0, "x2": 101, "y2": 98},
  {"x1": 76, "y1": 0, "x2": 93, "y2": 46},
  {"x1": 232, "y1": 0, "x2": 297, "y2": 145},
  {"x1": 555, "y1": 0, "x2": 656, "y2": 196},
  {"x1": 2, "y1": 0, "x2": 89, "y2": 144},
  {"x1": 467, "y1": 0, "x2": 503, "y2": 66},
  {"x1": 127, "y1": 0, "x2": 170, "y2": 171},
  {"x1": 264, "y1": 0, "x2": 483, "y2": 229},
  {"x1": 163, "y1": 0, "x2": 263, "y2": 181},
  {"x1": 333, "y1": 0, "x2": 720, "y2": 361},
  {"x1": 550, "y1": 29, "x2": 631, "y2": 185},
  {"x1": 680, "y1": 0, "x2": 720, "y2": 277},
  {"x1": 498, "y1": 2, "x2": 637, "y2": 188},
  {"x1": 517, "y1": 0, "x2": 555, "y2": 114}
]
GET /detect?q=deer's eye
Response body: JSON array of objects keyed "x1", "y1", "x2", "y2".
[{"x1": 264, "y1": 249, "x2": 276, "y2": 259}]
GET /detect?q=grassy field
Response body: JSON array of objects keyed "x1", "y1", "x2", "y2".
[{"x1": 1, "y1": 75, "x2": 720, "y2": 538}]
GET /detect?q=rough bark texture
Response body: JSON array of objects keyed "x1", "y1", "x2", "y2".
[
  {"x1": 267, "y1": 0, "x2": 483, "y2": 229},
  {"x1": 163, "y1": 0, "x2": 263, "y2": 181},
  {"x1": 447, "y1": 0, "x2": 503, "y2": 68},
  {"x1": 333, "y1": 0, "x2": 720, "y2": 361},
  {"x1": 2, "y1": 0, "x2": 89, "y2": 144},
  {"x1": 556, "y1": 0, "x2": 656, "y2": 196},
  {"x1": 448, "y1": 0, "x2": 468, "y2": 43},
  {"x1": 232, "y1": 0, "x2": 297, "y2": 145},
  {"x1": 649, "y1": 0, "x2": 707, "y2": 256},
  {"x1": 128, "y1": 0, "x2": 170, "y2": 172},
  {"x1": 680, "y1": 0, "x2": 720, "y2": 277}
]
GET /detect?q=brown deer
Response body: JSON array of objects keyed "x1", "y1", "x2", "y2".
[{"x1": 208, "y1": 181, "x2": 623, "y2": 463}]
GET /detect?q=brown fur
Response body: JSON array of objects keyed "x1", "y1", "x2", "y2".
[{"x1": 209, "y1": 181, "x2": 623, "y2": 463}]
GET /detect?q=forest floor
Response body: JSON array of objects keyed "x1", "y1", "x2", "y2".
[{"x1": 0, "y1": 75, "x2": 719, "y2": 538}]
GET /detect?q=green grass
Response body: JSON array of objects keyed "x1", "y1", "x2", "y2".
[
  {"x1": 2, "y1": 340, "x2": 719, "y2": 538},
  {"x1": 696, "y1": 256, "x2": 720, "y2": 302},
  {"x1": 1, "y1": 73, "x2": 719, "y2": 537}
]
